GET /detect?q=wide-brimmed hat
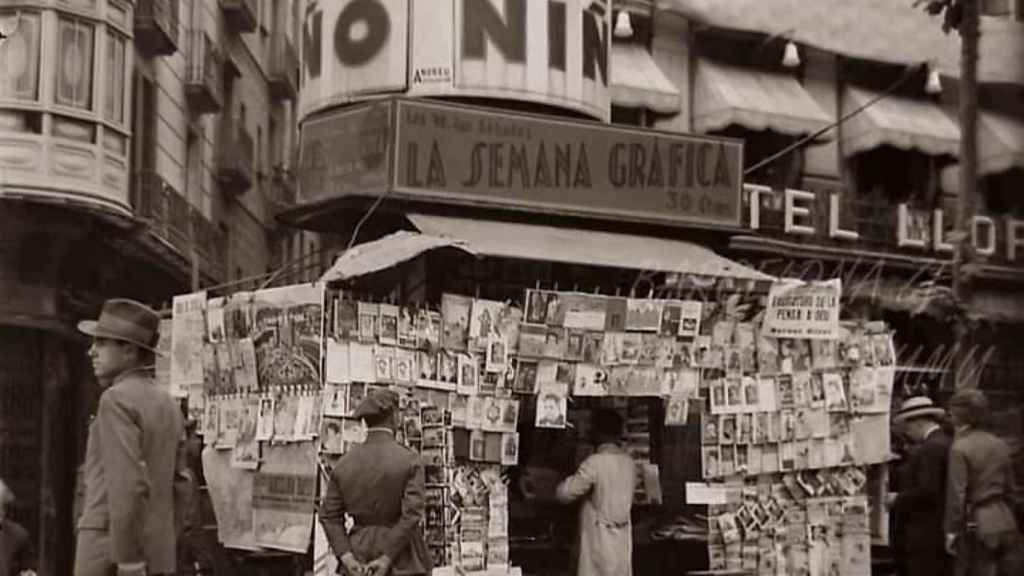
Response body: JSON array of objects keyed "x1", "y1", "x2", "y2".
[
  {"x1": 77, "y1": 298, "x2": 161, "y2": 352},
  {"x1": 893, "y1": 396, "x2": 945, "y2": 424}
]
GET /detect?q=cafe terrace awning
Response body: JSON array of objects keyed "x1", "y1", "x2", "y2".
[
  {"x1": 610, "y1": 43, "x2": 682, "y2": 114},
  {"x1": 841, "y1": 87, "x2": 960, "y2": 158},
  {"x1": 320, "y1": 216, "x2": 775, "y2": 283},
  {"x1": 693, "y1": 58, "x2": 832, "y2": 136},
  {"x1": 977, "y1": 112, "x2": 1024, "y2": 176}
]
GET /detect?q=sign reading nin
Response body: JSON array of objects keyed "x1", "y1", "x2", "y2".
[{"x1": 300, "y1": 0, "x2": 611, "y2": 121}]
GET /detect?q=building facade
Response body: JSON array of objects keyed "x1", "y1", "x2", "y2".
[
  {"x1": 288, "y1": 0, "x2": 1024, "y2": 397},
  {"x1": 0, "y1": 1, "x2": 309, "y2": 573},
  {"x1": 286, "y1": 5, "x2": 1024, "y2": 568}
]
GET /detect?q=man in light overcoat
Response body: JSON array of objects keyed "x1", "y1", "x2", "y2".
[
  {"x1": 556, "y1": 409, "x2": 635, "y2": 576},
  {"x1": 74, "y1": 299, "x2": 189, "y2": 576}
]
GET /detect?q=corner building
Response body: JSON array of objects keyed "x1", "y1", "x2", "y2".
[
  {"x1": 0, "y1": 1, "x2": 311, "y2": 573},
  {"x1": 286, "y1": 0, "x2": 1024, "y2": 572}
]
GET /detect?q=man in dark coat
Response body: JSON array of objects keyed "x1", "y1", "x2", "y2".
[
  {"x1": 887, "y1": 396, "x2": 954, "y2": 576},
  {"x1": 321, "y1": 389, "x2": 431, "y2": 576},
  {"x1": 944, "y1": 389, "x2": 1023, "y2": 576},
  {"x1": 0, "y1": 479, "x2": 35, "y2": 576}
]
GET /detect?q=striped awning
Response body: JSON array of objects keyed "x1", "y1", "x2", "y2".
[
  {"x1": 841, "y1": 87, "x2": 960, "y2": 158},
  {"x1": 693, "y1": 58, "x2": 832, "y2": 136},
  {"x1": 610, "y1": 43, "x2": 682, "y2": 114}
]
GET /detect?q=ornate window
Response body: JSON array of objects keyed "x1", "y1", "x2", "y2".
[
  {"x1": 55, "y1": 16, "x2": 95, "y2": 110},
  {"x1": 104, "y1": 30, "x2": 126, "y2": 123},
  {"x1": 0, "y1": 12, "x2": 42, "y2": 102}
]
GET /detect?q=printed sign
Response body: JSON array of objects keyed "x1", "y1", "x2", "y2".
[
  {"x1": 299, "y1": 102, "x2": 392, "y2": 205},
  {"x1": 299, "y1": 0, "x2": 610, "y2": 121},
  {"x1": 393, "y1": 99, "x2": 743, "y2": 228},
  {"x1": 761, "y1": 279, "x2": 842, "y2": 340},
  {"x1": 300, "y1": 0, "x2": 409, "y2": 118},
  {"x1": 452, "y1": 0, "x2": 610, "y2": 120}
]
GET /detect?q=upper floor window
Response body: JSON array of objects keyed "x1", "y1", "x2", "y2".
[
  {"x1": 0, "y1": 11, "x2": 42, "y2": 102},
  {"x1": 103, "y1": 30, "x2": 126, "y2": 124},
  {"x1": 55, "y1": 16, "x2": 94, "y2": 110}
]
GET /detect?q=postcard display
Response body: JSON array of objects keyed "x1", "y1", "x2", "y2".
[
  {"x1": 172, "y1": 285, "x2": 326, "y2": 554},
  {"x1": 697, "y1": 297, "x2": 896, "y2": 573},
  {"x1": 321, "y1": 293, "x2": 524, "y2": 574}
]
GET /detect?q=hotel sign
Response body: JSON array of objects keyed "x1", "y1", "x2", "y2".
[{"x1": 299, "y1": 99, "x2": 744, "y2": 229}]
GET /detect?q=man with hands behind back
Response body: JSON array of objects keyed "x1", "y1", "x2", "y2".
[{"x1": 321, "y1": 389, "x2": 431, "y2": 576}]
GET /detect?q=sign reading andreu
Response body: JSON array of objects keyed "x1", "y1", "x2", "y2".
[
  {"x1": 299, "y1": 99, "x2": 743, "y2": 229},
  {"x1": 300, "y1": 0, "x2": 611, "y2": 121}
]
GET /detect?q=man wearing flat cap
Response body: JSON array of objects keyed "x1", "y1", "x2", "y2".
[
  {"x1": 886, "y1": 396, "x2": 954, "y2": 576},
  {"x1": 74, "y1": 299, "x2": 190, "y2": 576},
  {"x1": 944, "y1": 389, "x2": 1023, "y2": 576},
  {"x1": 321, "y1": 388, "x2": 431, "y2": 576}
]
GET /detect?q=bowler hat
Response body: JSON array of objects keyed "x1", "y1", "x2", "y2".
[
  {"x1": 353, "y1": 388, "x2": 399, "y2": 420},
  {"x1": 78, "y1": 298, "x2": 161, "y2": 352},
  {"x1": 893, "y1": 396, "x2": 945, "y2": 424}
]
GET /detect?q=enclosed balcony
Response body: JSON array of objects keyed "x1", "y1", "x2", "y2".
[
  {"x1": 268, "y1": 33, "x2": 299, "y2": 102},
  {"x1": 185, "y1": 31, "x2": 224, "y2": 114},
  {"x1": 134, "y1": 0, "x2": 179, "y2": 56},
  {"x1": 221, "y1": 0, "x2": 258, "y2": 33},
  {"x1": 215, "y1": 122, "x2": 254, "y2": 195}
]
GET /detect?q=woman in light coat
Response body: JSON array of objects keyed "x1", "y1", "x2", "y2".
[{"x1": 556, "y1": 409, "x2": 636, "y2": 576}]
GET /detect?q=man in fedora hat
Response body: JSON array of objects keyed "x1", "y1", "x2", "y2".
[
  {"x1": 74, "y1": 299, "x2": 190, "y2": 576},
  {"x1": 321, "y1": 388, "x2": 431, "y2": 576},
  {"x1": 887, "y1": 395, "x2": 954, "y2": 576},
  {"x1": 944, "y1": 389, "x2": 1023, "y2": 576}
]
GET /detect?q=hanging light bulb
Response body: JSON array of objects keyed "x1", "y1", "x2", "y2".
[
  {"x1": 925, "y1": 65, "x2": 943, "y2": 95},
  {"x1": 781, "y1": 40, "x2": 801, "y2": 68},
  {"x1": 614, "y1": 11, "x2": 634, "y2": 38}
]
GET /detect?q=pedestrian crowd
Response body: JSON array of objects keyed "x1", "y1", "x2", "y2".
[
  {"x1": 889, "y1": 389, "x2": 1024, "y2": 576},
  {"x1": 3, "y1": 297, "x2": 1023, "y2": 576}
]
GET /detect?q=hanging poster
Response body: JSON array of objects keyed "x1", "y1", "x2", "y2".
[
  {"x1": 202, "y1": 447, "x2": 261, "y2": 551},
  {"x1": 761, "y1": 279, "x2": 841, "y2": 340},
  {"x1": 252, "y1": 443, "x2": 318, "y2": 552},
  {"x1": 154, "y1": 318, "x2": 174, "y2": 396},
  {"x1": 251, "y1": 284, "x2": 325, "y2": 390},
  {"x1": 171, "y1": 291, "x2": 207, "y2": 394}
]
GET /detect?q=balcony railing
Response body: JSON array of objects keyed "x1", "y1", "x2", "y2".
[
  {"x1": 186, "y1": 30, "x2": 224, "y2": 114},
  {"x1": 134, "y1": 0, "x2": 179, "y2": 56},
  {"x1": 267, "y1": 166, "x2": 297, "y2": 214},
  {"x1": 268, "y1": 33, "x2": 299, "y2": 102},
  {"x1": 131, "y1": 172, "x2": 190, "y2": 257},
  {"x1": 132, "y1": 172, "x2": 227, "y2": 282},
  {"x1": 216, "y1": 122, "x2": 255, "y2": 195},
  {"x1": 221, "y1": 0, "x2": 258, "y2": 33},
  {"x1": 190, "y1": 210, "x2": 227, "y2": 281}
]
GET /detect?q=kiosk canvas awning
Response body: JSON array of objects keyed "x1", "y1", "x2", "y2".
[
  {"x1": 841, "y1": 87, "x2": 960, "y2": 158},
  {"x1": 407, "y1": 214, "x2": 774, "y2": 282},
  {"x1": 320, "y1": 217, "x2": 774, "y2": 284},
  {"x1": 610, "y1": 43, "x2": 682, "y2": 114},
  {"x1": 693, "y1": 58, "x2": 832, "y2": 136}
]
